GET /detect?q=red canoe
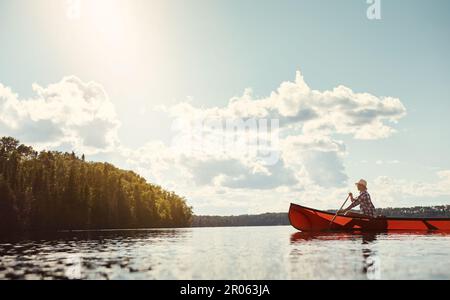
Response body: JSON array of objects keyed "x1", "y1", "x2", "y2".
[{"x1": 289, "y1": 203, "x2": 450, "y2": 232}]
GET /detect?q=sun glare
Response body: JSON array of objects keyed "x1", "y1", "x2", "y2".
[
  {"x1": 64, "y1": 0, "x2": 150, "y2": 80},
  {"x1": 84, "y1": 0, "x2": 128, "y2": 46},
  {"x1": 60, "y1": 0, "x2": 168, "y2": 86}
]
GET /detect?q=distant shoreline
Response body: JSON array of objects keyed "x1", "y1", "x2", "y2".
[{"x1": 192, "y1": 205, "x2": 450, "y2": 228}]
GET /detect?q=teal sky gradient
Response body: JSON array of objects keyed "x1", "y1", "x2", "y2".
[{"x1": 1, "y1": 0, "x2": 450, "y2": 213}]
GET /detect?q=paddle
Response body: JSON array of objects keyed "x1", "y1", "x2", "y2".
[{"x1": 329, "y1": 194, "x2": 351, "y2": 229}]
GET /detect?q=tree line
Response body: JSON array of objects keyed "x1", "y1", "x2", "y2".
[
  {"x1": 192, "y1": 213, "x2": 289, "y2": 227},
  {"x1": 192, "y1": 206, "x2": 450, "y2": 227},
  {"x1": 375, "y1": 206, "x2": 450, "y2": 218},
  {"x1": 0, "y1": 137, "x2": 193, "y2": 233}
]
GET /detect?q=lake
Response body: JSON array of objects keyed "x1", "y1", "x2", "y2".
[{"x1": 1, "y1": 226, "x2": 450, "y2": 280}]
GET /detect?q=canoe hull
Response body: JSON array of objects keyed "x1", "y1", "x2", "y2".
[{"x1": 289, "y1": 203, "x2": 450, "y2": 232}]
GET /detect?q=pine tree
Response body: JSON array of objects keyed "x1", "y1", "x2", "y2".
[{"x1": 0, "y1": 136, "x2": 193, "y2": 232}]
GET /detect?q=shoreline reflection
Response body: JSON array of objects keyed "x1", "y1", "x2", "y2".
[{"x1": 289, "y1": 230, "x2": 449, "y2": 279}]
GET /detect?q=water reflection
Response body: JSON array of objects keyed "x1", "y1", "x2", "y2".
[
  {"x1": 289, "y1": 230, "x2": 450, "y2": 280},
  {"x1": 360, "y1": 233, "x2": 379, "y2": 279},
  {"x1": 290, "y1": 232, "x2": 380, "y2": 279},
  {"x1": 1, "y1": 227, "x2": 450, "y2": 280},
  {"x1": 0, "y1": 229, "x2": 190, "y2": 280}
]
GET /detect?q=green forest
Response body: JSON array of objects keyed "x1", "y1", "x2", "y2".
[{"x1": 0, "y1": 137, "x2": 193, "y2": 233}]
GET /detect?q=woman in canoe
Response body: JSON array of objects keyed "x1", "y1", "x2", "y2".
[{"x1": 339, "y1": 179, "x2": 376, "y2": 218}]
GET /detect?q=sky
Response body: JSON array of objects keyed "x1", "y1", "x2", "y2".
[{"x1": 1, "y1": 0, "x2": 450, "y2": 215}]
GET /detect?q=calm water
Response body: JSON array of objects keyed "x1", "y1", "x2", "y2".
[{"x1": 1, "y1": 226, "x2": 450, "y2": 280}]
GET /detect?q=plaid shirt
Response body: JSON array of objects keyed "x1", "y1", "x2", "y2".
[{"x1": 348, "y1": 191, "x2": 376, "y2": 218}]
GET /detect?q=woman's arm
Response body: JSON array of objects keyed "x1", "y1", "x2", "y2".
[
  {"x1": 345, "y1": 199, "x2": 361, "y2": 211},
  {"x1": 341, "y1": 194, "x2": 360, "y2": 213}
]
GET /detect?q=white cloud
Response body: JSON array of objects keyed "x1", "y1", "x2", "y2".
[
  {"x1": 147, "y1": 70, "x2": 407, "y2": 200},
  {"x1": 0, "y1": 71, "x2": 415, "y2": 214},
  {"x1": 163, "y1": 70, "x2": 406, "y2": 140},
  {"x1": 121, "y1": 71, "x2": 409, "y2": 213},
  {"x1": 373, "y1": 170, "x2": 450, "y2": 206},
  {"x1": 0, "y1": 76, "x2": 120, "y2": 154},
  {"x1": 281, "y1": 135, "x2": 347, "y2": 188}
]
